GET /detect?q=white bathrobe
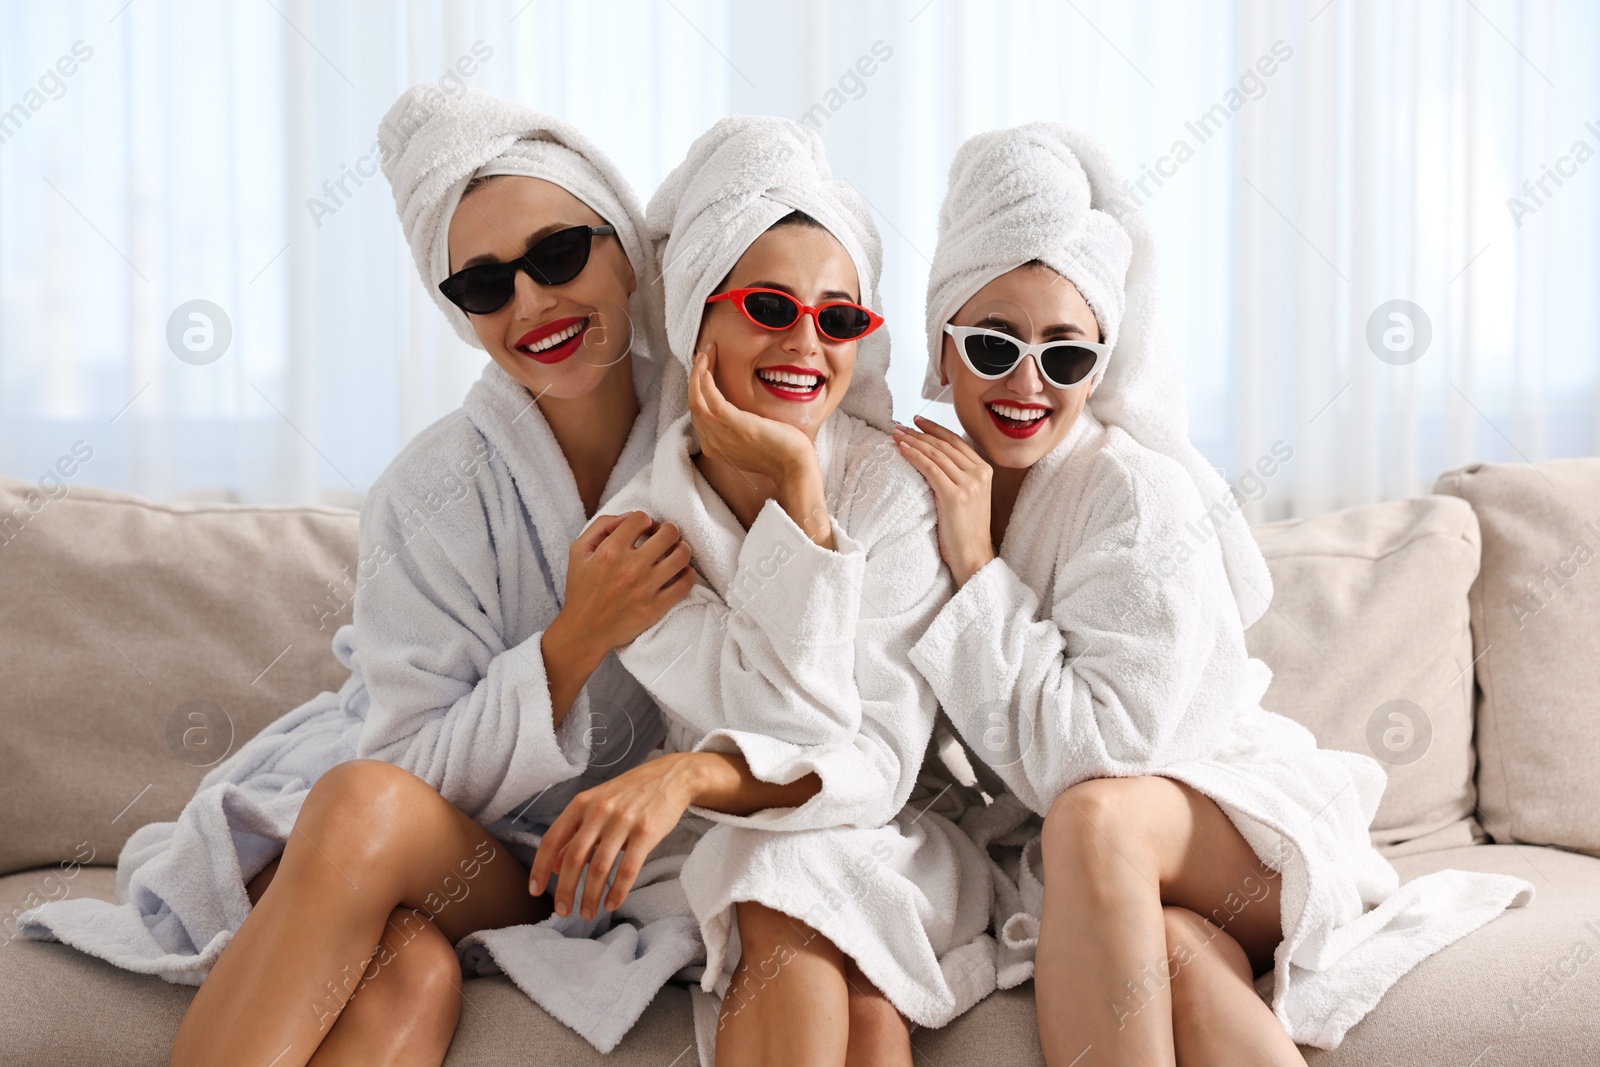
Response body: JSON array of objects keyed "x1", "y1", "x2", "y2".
[
  {"x1": 607, "y1": 408, "x2": 998, "y2": 1043},
  {"x1": 906, "y1": 405, "x2": 1535, "y2": 1048},
  {"x1": 15, "y1": 360, "x2": 695, "y2": 1037}
]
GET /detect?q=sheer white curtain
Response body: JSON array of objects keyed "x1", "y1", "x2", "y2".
[{"x1": 3, "y1": 0, "x2": 1596, "y2": 518}]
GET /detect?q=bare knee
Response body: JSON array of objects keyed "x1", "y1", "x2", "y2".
[
  {"x1": 358, "y1": 906, "x2": 464, "y2": 1016},
  {"x1": 1041, "y1": 777, "x2": 1163, "y2": 885},
  {"x1": 296, "y1": 759, "x2": 450, "y2": 868},
  {"x1": 316, "y1": 906, "x2": 461, "y2": 1058},
  {"x1": 1163, "y1": 905, "x2": 1252, "y2": 996},
  {"x1": 843, "y1": 958, "x2": 906, "y2": 1034}
]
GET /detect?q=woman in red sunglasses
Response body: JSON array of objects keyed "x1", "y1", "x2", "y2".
[
  {"x1": 530, "y1": 117, "x2": 998, "y2": 1066},
  {"x1": 896, "y1": 124, "x2": 1531, "y2": 1067}
]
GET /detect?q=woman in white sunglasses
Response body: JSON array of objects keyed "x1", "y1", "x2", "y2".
[{"x1": 895, "y1": 123, "x2": 1532, "y2": 1066}]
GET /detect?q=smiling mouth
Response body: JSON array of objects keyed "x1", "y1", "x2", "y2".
[
  {"x1": 515, "y1": 316, "x2": 590, "y2": 363},
  {"x1": 986, "y1": 401, "x2": 1051, "y2": 438},
  {"x1": 755, "y1": 365, "x2": 826, "y2": 402}
]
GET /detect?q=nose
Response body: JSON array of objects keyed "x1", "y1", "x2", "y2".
[
  {"x1": 1006, "y1": 352, "x2": 1046, "y2": 394},
  {"x1": 780, "y1": 310, "x2": 826, "y2": 358},
  {"x1": 508, "y1": 268, "x2": 558, "y2": 320}
]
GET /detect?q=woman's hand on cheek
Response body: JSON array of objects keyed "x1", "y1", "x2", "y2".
[
  {"x1": 690, "y1": 345, "x2": 834, "y2": 548},
  {"x1": 688, "y1": 344, "x2": 815, "y2": 486},
  {"x1": 528, "y1": 753, "x2": 700, "y2": 920},
  {"x1": 893, "y1": 416, "x2": 995, "y2": 586}
]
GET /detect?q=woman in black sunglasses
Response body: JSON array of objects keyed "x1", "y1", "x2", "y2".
[
  {"x1": 897, "y1": 125, "x2": 1530, "y2": 1067},
  {"x1": 135, "y1": 85, "x2": 700, "y2": 1066}
]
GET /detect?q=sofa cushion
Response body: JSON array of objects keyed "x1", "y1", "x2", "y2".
[
  {"x1": 0, "y1": 866, "x2": 1046, "y2": 1065},
  {"x1": 1303, "y1": 843, "x2": 1600, "y2": 1066},
  {"x1": 0, "y1": 865, "x2": 1047, "y2": 1066},
  {"x1": 10, "y1": 848, "x2": 1594, "y2": 1067},
  {"x1": 1245, "y1": 496, "x2": 1483, "y2": 854},
  {"x1": 0, "y1": 477, "x2": 359, "y2": 877},
  {"x1": 1435, "y1": 459, "x2": 1600, "y2": 857},
  {"x1": 0, "y1": 865, "x2": 697, "y2": 1066}
]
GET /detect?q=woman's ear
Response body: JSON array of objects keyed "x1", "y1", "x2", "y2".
[{"x1": 620, "y1": 252, "x2": 637, "y2": 296}]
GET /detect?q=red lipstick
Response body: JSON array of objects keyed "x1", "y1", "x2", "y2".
[
  {"x1": 514, "y1": 315, "x2": 590, "y2": 364},
  {"x1": 755, "y1": 364, "x2": 826, "y2": 403},
  {"x1": 985, "y1": 401, "x2": 1051, "y2": 439}
]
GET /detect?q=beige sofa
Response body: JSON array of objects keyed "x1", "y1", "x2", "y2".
[{"x1": 2, "y1": 457, "x2": 1597, "y2": 1066}]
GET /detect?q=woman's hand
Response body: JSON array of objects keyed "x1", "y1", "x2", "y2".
[
  {"x1": 688, "y1": 345, "x2": 834, "y2": 547},
  {"x1": 529, "y1": 751, "x2": 821, "y2": 920},
  {"x1": 529, "y1": 752, "x2": 700, "y2": 920},
  {"x1": 688, "y1": 344, "x2": 816, "y2": 487},
  {"x1": 893, "y1": 416, "x2": 995, "y2": 586},
  {"x1": 542, "y1": 512, "x2": 696, "y2": 724}
]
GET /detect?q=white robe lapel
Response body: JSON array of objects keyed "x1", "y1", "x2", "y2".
[
  {"x1": 464, "y1": 360, "x2": 661, "y2": 607},
  {"x1": 644, "y1": 410, "x2": 850, "y2": 599},
  {"x1": 994, "y1": 404, "x2": 1101, "y2": 594}
]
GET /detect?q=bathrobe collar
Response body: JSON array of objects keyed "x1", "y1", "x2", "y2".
[
  {"x1": 996, "y1": 404, "x2": 1105, "y2": 572},
  {"x1": 463, "y1": 358, "x2": 662, "y2": 599},
  {"x1": 644, "y1": 409, "x2": 852, "y2": 597}
]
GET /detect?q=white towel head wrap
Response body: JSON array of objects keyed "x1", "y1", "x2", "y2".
[
  {"x1": 925, "y1": 122, "x2": 1274, "y2": 628},
  {"x1": 378, "y1": 82, "x2": 664, "y2": 366},
  {"x1": 645, "y1": 116, "x2": 892, "y2": 433}
]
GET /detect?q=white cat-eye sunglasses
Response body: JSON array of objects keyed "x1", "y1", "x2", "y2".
[{"x1": 944, "y1": 324, "x2": 1110, "y2": 389}]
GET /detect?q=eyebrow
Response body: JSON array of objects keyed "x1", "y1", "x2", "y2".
[
  {"x1": 459, "y1": 222, "x2": 576, "y2": 269},
  {"x1": 744, "y1": 279, "x2": 860, "y2": 303}
]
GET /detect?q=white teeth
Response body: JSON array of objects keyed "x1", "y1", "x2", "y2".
[
  {"x1": 521, "y1": 321, "x2": 583, "y2": 353},
  {"x1": 987, "y1": 402, "x2": 1049, "y2": 422},
  {"x1": 757, "y1": 368, "x2": 824, "y2": 390}
]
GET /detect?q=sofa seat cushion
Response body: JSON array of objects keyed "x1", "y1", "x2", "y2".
[
  {"x1": 1246, "y1": 496, "x2": 1484, "y2": 854},
  {"x1": 0, "y1": 865, "x2": 696, "y2": 1066},
  {"x1": 1303, "y1": 844, "x2": 1600, "y2": 1067},
  {"x1": 0, "y1": 865, "x2": 1045, "y2": 1065},
  {"x1": 9, "y1": 848, "x2": 1596, "y2": 1066},
  {"x1": 1435, "y1": 458, "x2": 1600, "y2": 856}
]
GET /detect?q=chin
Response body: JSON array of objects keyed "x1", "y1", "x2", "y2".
[
  {"x1": 742, "y1": 388, "x2": 832, "y2": 437},
  {"x1": 499, "y1": 352, "x2": 608, "y2": 401},
  {"x1": 981, "y1": 434, "x2": 1045, "y2": 468},
  {"x1": 761, "y1": 402, "x2": 821, "y2": 435}
]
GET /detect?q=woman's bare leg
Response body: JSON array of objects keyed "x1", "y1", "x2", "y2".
[
  {"x1": 1033, "y1": 776, "x2": 1305, "y2": 1067},
  {"x1": 242, "y1": 860, "x2": 465, "y2": 1066},
  {"x1": 842, "y1": 956, "x2": 912, "y2": 1067},
  {"x1": 1162, "y1": 907, "x2": 1303, "y2": 1067},
  {"x1": 170, "y1": 759, "x2": 550, "y2": 1067},
  {"x1": 715, "y1": 901, "x2": 849, "y2": 1066}
]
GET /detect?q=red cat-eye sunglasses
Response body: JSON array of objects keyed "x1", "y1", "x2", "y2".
[{"x1": 705, "y1": 287, "x2": 884, "y2": 343}]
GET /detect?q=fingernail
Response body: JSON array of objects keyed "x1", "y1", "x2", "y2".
[{"x1": 555, "y1": 902, "x2": 568, "y2": 916}]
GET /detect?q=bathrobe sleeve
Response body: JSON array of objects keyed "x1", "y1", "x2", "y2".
[
  {"x1": 626, "y1": 497, "x2": 868, "y2": 745},
  {"x1": 908, "y1": 451, "x2": 1255, "y2": 816},
  {"x1": 620, "y1": 481, "x2": 951, "y2": 832},
  {"x1": 351, "y1": 451, "x2": 594, "y2": 827}
]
